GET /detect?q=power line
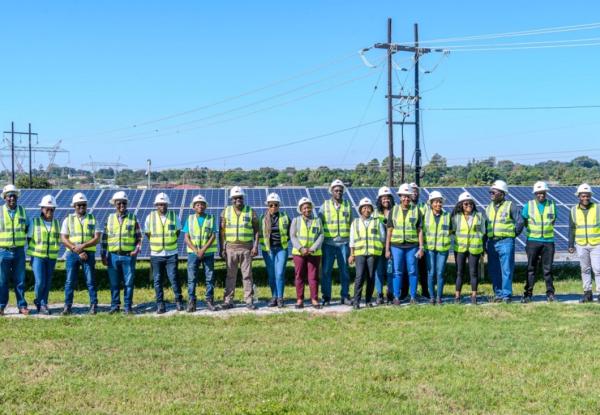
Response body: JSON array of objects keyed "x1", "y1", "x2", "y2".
[
  {"x1": 442, "y1": 41, "x2": 600, "y2": 52},
  {"x1": 422, "y1": 104, "x2": 600, "y2": 111},
  {"x1": 430, "y1": 36, "x2": 600, "y2": 50}
]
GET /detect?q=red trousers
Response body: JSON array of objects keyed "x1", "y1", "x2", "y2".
[{"x1": 293, "y1": 255, "x2": 320, "y2": 301}]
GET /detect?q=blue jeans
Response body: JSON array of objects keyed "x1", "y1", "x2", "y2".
[
  {"x1": 321, "y1": 243, "x2": 350, "y2": 300},
  {"x1": 425, "y1": 250, "x2": 449, "y2": 299},
  {"x1": 107, "y1": 253, "x2": 136, "y2": 308},
  {"x1": 391, "y1": 246, "x2": 418, "y2": 299},
  {"x1": 262, "y1": 247, "x2": 287, "y2": 298},
  {"x1": 187, "y1": 253, "x2": 215, "y2": 300},
  {"x1": 65, "y1": 251, "x2": 97, "y2": 306},
  {"x1": 0, "y1": 247, "x2": 27, "y2": 309},
  {"x1": 32, "y1": 256, "x2": 56, "y2": 307},
  {"x1": 487, "y1": 238, "x2": 515, "y2": 299},
  {"x1": 375, "y1": 254, "x2": 393, "y2": 297},
  {"x1": 151, "y1": 254, "x2": 181, "y2": 304}
]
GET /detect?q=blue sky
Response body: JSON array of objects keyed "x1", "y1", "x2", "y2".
[{"x1": 2, "y1": 0, "x2": 600, "y2": 171}]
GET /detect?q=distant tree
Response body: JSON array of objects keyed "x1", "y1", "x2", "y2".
[{"x1": 16, "y1": 175, "x2": 51, "y2": 189}]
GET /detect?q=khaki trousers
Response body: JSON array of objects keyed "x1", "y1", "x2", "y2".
[{"x1": 224, "y1": 244, "x2": 254, "y2": 304}]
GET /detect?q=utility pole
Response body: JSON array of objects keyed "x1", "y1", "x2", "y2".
[
  {"x1": 11, "y1": 122, "x2": 15, "y2": 184},
  {"x1": 414, "y1": 23, "x2": 422, "y2": 187},
  {"x1": 28, "y1": 123, "x2": 33, "y2": 187},
  {"x1": 146, "y1": 159, "x2": 151, "y2": 188},
  {"x1": 386, "y1": 18, "x2": 394, "y2": 188},
  {"x1": 3, "y1": 122, "x2": 43, "y2": 185}
]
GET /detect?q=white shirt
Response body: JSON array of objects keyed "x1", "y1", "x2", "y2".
[
  {"x1": 144, "y1": 211, "x2": 182, "y2": 256},
  {"x1": 60, "y1": 213, "x2": 103, "y2": 236}
]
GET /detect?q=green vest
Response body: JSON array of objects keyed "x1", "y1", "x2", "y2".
[
  {"x1": 223, "y1": 205, "x2": 255, "y2": 243},
  {"x1": 352, "y1": 217, "x2": 383, "y2": 256},
  {"x1": 423, "y1": 209, "x2": 451, "y2": 252},
  {"x1": 486, "y1": 201, "x2": 515, "y2": 238},
  {"x1": 0, "y1": 205, "x2": 27, "y2": 248},
  {"x1": 390, "y1": 205, "x2": 419, "y2": 244},
  {"x1": 321, "y1": 199, "x2": 351, "y2": 238},
  {"x1": 27, "y1": 217, "x2": 60, "y2": 259},
  {"x1": 106, "y1": 212, "x2": 137, "y2": 253},
  {"x1": 259, "y1": 212, "x2": 290, "y2": 251},
  {"x1": 148, "y1": 210, "x2": 178, "y2": 253},
  {"x1": 66, "y1": 213, "x2": 97, "y2": 252},
  {"x1": 291, "y1": 217, "x2": 322, "y2": 256},
  {"x1": 454, "y1": 212, "x2": 484, "y2": 255},
  {"x1": 186, "y1": 214, "x2": 217, "y2": 254},
  {"x1": 571, "y1": 203, "x2": 600, "y2": 246},
  {"x1": 526, "y1": 200, "x2": 555, "y2": 240}
]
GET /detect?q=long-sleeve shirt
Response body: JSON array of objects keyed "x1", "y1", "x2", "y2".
[
  {"x1": 101, "y1": 211, "x2": 143, "y2": 256},
  {"x1": 349, "y1": 216, "x2": 386, "y2": 248},
  {"x1": 521, "y1": 199, "x2": 556, "y2": 243},
  {"x1": 290, "y1": 216, "x2": 324, "y2": 253}
]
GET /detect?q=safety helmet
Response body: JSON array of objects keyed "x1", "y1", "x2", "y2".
[
  {"x1": 72, "y1": 192, "x2": 88, "y2": 206},
  {"x1": 110, "y1": 191, "x2": 129, "y2": 205},
  {"x1": 428, "y1": 190, "x2": 444, "y2": 203},
  {"x1": 1, "y1": 184, "x2": 19, "y2": 198},
  {"x1": 297, "y1": 197, "x2": 314, "y2": 214},
  {"x1": 357, "y1": 197, "x2": 374, "y2": 211},
  {"x1": 328, "y1": 179, "x2": 346, "y2": 194},
  {"x1": 458, "y1": 191, "x2": 474, "y2": 203},
  {"x1": 532, "y1": 181, "x2": 549, "y2": 194},
  {"x1": 576, "y1": 183, "x2": 593, "y2": 196},
  {"x1": 39, "y1": 194, "x2": 57, "y2": 208},
  {"x1": 266, "y1": 192, "x2": 281, "y2": 205},
  {"x1": 154, "y1": 192, "x2": 170, "y2": 205},
  {"x1": 409, "y1": 182, "x2": 419, "y2": 190},
  {"x1": 229, "y1": 186, "x2": 245, "y2": 199},
  {"x1": 377, "y1": 186, "x2": 393, "y2": 198},
  {"x1": 397, "y1": 183, "x2": 412, "y2": 196},
  {"x1": 490, "y1": 180, "x2": 509, "y2": 194},
  {"x1": 190, "y1": 194, "x2": 208, "y2": 208}
]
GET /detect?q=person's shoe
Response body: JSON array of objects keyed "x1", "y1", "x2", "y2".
[
  {"x1": 521, "y1": 296, "x2": 531, "y2": 304},
  {"x1": 470, "y1": 294, "x2": 478, "y2": 305},
  {"x1": 366, "y1": 302, "x2": 374, "y2": 308},
  {"x1": 393, "y1": 298, "x2": 401, "y2": 306},
  {"x1": 436, "y1": 297, "x2": 443, "y2": 306},
  {"x1": 221, "y1": 302, "x2": 234, "y2": 310},
  {"x1": 108, "y1": 306, "x2": 120, "y2": 315},
  {"x1": 124, "y1": 307, "x2": 134, "y2": 315},
  {"x1": 62, "y1": 305, "x2": 72, "y2": 316},
  {"x1": 206, "y1": 299, "x2": 220, "y2": 312},
  {"x1": 321, "y1": 298, "x2": 330, "y2": 307},
  {"x1": 454, "y1": 296, "x2": 461, "y2": 305},
  {"x1": 580, "y1": 291, "x2": 593, "y2": 303},
  {"x1": 0, "y1": 307, "x2": 4, "y2": 316},
  {"x1": 429, "y1": 298, "x2": 435, "y2": 305},
  {"x1": 502, "y1": 297, "x2": 512, "y2": 304},
  {"x1": 311, "y1": 301, "x2": 322, "y2": 309},
  {"x1": 35, "y1": 305, "x2": 41, "y2": 313},
  {"x1": 277, "y1": 298, "x2": 285, "y2": 308},
  {"x1": 547, "y1": 294, "x2": 556, "y2": 303},
  {"x1": 187, "y1": 299, "x2": 197, "y2": 313},
  {"x1": 386, "y1": 292, "x2": 394, "y2": 304},
  {"x1": 89, "y1": 304, "x2": 97, "y2": 315},
  {"x1": 246, "y1": 303, "x2": 258, "y2": 310},
  {"x1": 494, "y1": 297, "x2": 503, "y2": 303},
  {"x1": 295, "y1": 302, "x2": 304, "y2": 309},
  {"x1": 352, "y1": 303, "x2": 360, "y2": 310},
  {"x1": 375, "y1": 295, "x2": 384, "y2": 306},
  {"x1": 175, "y1": 301, "x2": 184, "y2": 312},
  {"x1": 18, "y1": 307, "x2": 29, "y2": 315},
  {"x1": 341, "y1": 297, "x2": 353, "y2": 306},
  {"x1": 409, "y1": 297, "x2": 417, "y2": 305},
  {"x1": 39, "y1": 305, "x2": 50, "y2": 315},
  {"x1": 267, "y1": 298, "x2": 277, "y2": 307},
  {"x1": 156, "y1": 303, "x2": 166, "y2": 314}
]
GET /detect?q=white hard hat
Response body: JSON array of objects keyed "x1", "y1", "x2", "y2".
[
  {"x1": 428, "y1": 191, "x2": 444, "y2": 203},
  {"x1": 458, "y1": 191, "x2": 474, "y2": 203},
  {"x1": 229, "y1": 186, "x2": 245, "y2": 199},
  {"x1": 377, "y1": 186, "x2": 393, "y2": 198},
  {"x1": 266, "y1": 192, "x2": 281, "y2": 205},
  {"x1": 297, "y1": 197, "x2": 314, "y2": 214},
  {"x1": 358, "y1": 197, "x2": 374, "y2": 211},
  {"x1": 39, "y1": 194, "x2": 57, "y2": 208},
  {"x1": 576, "y1": 183, "x2": 593, "y2": 196},
  {"x1": 190, "y1": 194, "x2": 208, "y2": 208},
  {"x1": 328, "y1": 179, "x2": 346, "y2": 194},
  {"x1": 490, "y1": 180, "x2": 509, "y2": 194},
  {"x1": 154, "y1": 192, "x2": 171, "y2": 205},
  {"x1": 532, "y1": 181, "x2": 549, "y2": 194},
  {"x1": 110, "y1": 191, "x2": 129, "y2": 205},
  {"x1": 397, "y1": 183, "x2": 412, "y2": 196},
  {"x1": 72, "y1": 192, "x2": 88, "y2": 206},
  {"x1": 409, "y1": 182, "x2": 419, "y2": 190},
  {"x1": 1, "y1": 184, "x2": 19, "y2": 198}
]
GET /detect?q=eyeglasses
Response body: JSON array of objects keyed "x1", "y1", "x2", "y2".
[
  {"x1": 116, "y1": 201, "x2": 127, "y2": 205},
  {"x1": 268, "y1": 203, "x2": 279, "y2": 208},
  {"x1": 75, "y1": 203, "x2": 87, "y2": 208},
  {"x1": 462, "y1": 201, "x2": 474, "y2": 206},
  {"x1": 232, "y1": 196, "x2": 243, "y2": 200}
]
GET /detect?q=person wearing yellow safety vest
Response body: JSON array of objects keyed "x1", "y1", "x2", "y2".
[
  {"x1": 451, "y1": 192, "x2": 487, "y2": 305},
  {"x1": 423, "y1": 191, "x2": 452, "y2": 305},
  {"x1": 219, "y1": 186, "x2": 260, "y2": 310},
  {"x1": 374, "y1": 186, "x2": 395, "y2": 304},
  {"x1": 319, "y1": 179, "x2": 354, "y2": 306},
  {"x1": 408, "y1": 182, "x2": 430, "y2": 300},
  {"x1": 521, "y1": 181, "x2": 557, "y2": 303},
  {"x1": 60, "y1": 192, "x2": 102, "y2": 315},
  {"x1": 144, "y1": 192, "x2": 182, "y2": 314},
  {"x1": 386, "y1": 183, "x2": 425, "y2": 305},
  {"x1": 568, "y1": 183, "x2": 600, "y2": 303},
  {"x1": 485, "y1": 180, "x2": 524, "y2": 303},
  {"x1": 184, "y1": 194, "x2": 218, "y2": 312},
  {"x1": 290, "y1": 197, "x2": 324, "y2": 309},
  {"x1": 101, "y1": 191, "x2": 142, "y2": 315},
  {"x1": 27, "y1": 195, "x2": 60, "y2": 315},
  {"x1": 0, "y1": 184, "x2": 29, "y2": 316},
  {"x1": 349, "y1": 198, "x2": 386, "y2": 309},
  {"x1": 260, "y1": 192, "x2": 291, "y2": 308}
]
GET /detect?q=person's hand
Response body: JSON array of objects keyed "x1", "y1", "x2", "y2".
[
  {"x1": 72, "y1": 244, "x2": 83, "y2": 254},
  {"x1": 348, "y1": 255, "x2": 355, "y2": 265},
  {"x1": 101, "y1": 256, "x2": 108, "y2": 266},
  {"x1": 196, "y1": 248, "x2": 205, "y2": 259},
  {"x1": 251, "y1": 247, "x2": 258, "y2": 257},
  {"x1": 568, "y1": 247, "x2": 575, "y2": 254},
  {"x1": 300, "y1": 247, "x2": 309, "y2": 256},
  {"x1": 79, "y1": 252, "x2": 88, "y2": 261},
  {"x1": 130, "y1": 247, "x2": 140, "y2": 257},
  {"x1": 220, "y1": 250, "x2": 226, "y2": 260},
  {"x1": 417, "y1": 248, "x2": 424, "y2": 259},
  {"x1": 385, "y1": 249, "x2": 391, "y2": 260}
]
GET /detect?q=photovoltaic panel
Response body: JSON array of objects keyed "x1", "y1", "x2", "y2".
[
  {"x1": 307, "y1": 188, "x2": 330, "y2": 207},
  {"x1": 549, "y1": 186, "x2": 578, "y2": 205},
  {"x1": 95, "y1": 189, "x2": 145, "y2": 208},
  {"x1": 507, "y1": 186, "x2": 531, "y2": 206},
  {"x1": 139, "y1": 189, "x2": 184, "y2": 208},
  {"x1": 425, "y1": 187, "x2": 463, "y2": 208},
  {"x1": 463, "y1": 187, "x2": 491, "y2": 207},
  {"x1": 183, "y1": 188, "x2": 226, "y2": 209},
  {"x1": 239, "y1": 188, "x2": 268, "y2": 208},
  {"x1": 267, "y1": 187, "x2": 307, "y2": 207},
  {"x1": 347, "y1": 187, "x2": 378, "y2": 206}
]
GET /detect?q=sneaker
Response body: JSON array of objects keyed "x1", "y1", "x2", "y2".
[
  {"x1": 156, "y1": 303, "x2": 166, "y2": 314},
  {"x1": 393, "y1": 298, "x2": 401, "y2": 306},
  {"x1": 267, "y1": 298, "x2": 277, "y2": 307},
  {"x1": 39, "y1": 305, "x2": 51, "y2": 315},
  {"x1": 18, "y1": 307, "x2": 29, "y2": 315},
  {"x1": 108, "y1": 306, "x2": 120, "y2": 315},
  {"x1": 89, "y1": 304, "x2": 97, "y2": 315},
  {"x1": 246, "y1": 303, "x2": 258, "y2": 310},
  {"x1": 187, "y1": 299, "x2": 197, "y2": 313},
  {"x1": 175, "y1": 301, "x2": 184, "y2": 312},
  {"x1": 277, "y1": 298, "x2": 285, "y2": 308},
  {"x1": 521, "y1": 296, "x2": 531, "y2": 304},
  {"x1": 547, "y1": 294, "x2": 555, "y2": 303},
  {"x1": 61, "y1": 306, "x2": 72, "y2": 316}
]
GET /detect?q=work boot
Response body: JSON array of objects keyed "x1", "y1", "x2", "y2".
[
  {"x1": 39, "y1": 305, "x2": 51, "y2": 315},
  {"x1": 580, "y1": 291, "x2": 593, "y2": 303},
  {"x1": 546, "y1": 294, "x2": 555, "y2": 303},
  {"x1": 277, "y1": 298, "x2": 285, "y2": 308},
  {"x1": 89, "y1": 304, "x2": 97, "y2": 315},
  {"x1": 187, "y1": 299, "x2": 197, "y2": 313},
  {"x1": 156, "y1": 302, "x2": 166, "y2": 314},
  {"x1": 62, "y1": 305, "x2": 72, "y2": 316},
  {"x1": 206, "y1": 299, "x2": 220, "y2": 312},
  {"x1": 175, "y1": 301, "x2": 184, "y2": 312},
  {"x1": 267, "y1": 298, "x2": 277, "y2": 307},
  {"x1": 321, "y1": 297, "x2": 330, "y2": 307}
]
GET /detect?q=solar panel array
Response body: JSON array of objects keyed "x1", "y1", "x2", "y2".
[{"x1": 6, "y1": 186, "x2": 595, "y2": 257}]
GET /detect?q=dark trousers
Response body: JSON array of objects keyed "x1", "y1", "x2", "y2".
[
  {"x1": 455, "y1": 252, "x2": 480, "y2": 292},
  {"x1": 401, "y1": 254, "x2": 429, "y2": 298},
  {"x1": 151, "y1": 254, "x2": 182, "y2": 304},
  {"x1": 354, "y1": 255, "x2": 379, "y2": 304},
  {"x1": 524, "y1": 241, "x2": 555, "y2": 296},
  {"x1": 293, "y1": 255, "x2": 320, "y2": 301}
]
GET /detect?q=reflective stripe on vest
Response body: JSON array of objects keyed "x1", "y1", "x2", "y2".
[
  {"x1": 148, "y1": 210, "x2": 178, "y2": 253},
  {"x1": 224, "y1": 205, "x2": 254, "y2": 243},
  {"x1": 526, "y1": 200, "x2": 555, "y2": 239},
  {"x1": 291, "y1": 217, "x2": 322, "y2": 256},
  {"x1": 571, "y1": 203, "x2": 600, "y2": 246},
  {"x1": 27, "y1": 217, "x2": 60, "y2": 259},
  {"x1": 186, "y1": 214, "x2": 217, "y2": 254},
  {"x1": 486, "y1": 201, "x2": 515, "y2": 238},
  {"x1": 423, "y1": 209, "x2": 451, "y2": 252},
  {"x1": 454, "y1": 212, "x2": 484, "y2": 255},
  {"x1": 390, "y1": 205, "x2": 419, "y2": 244},
  {"x1": 66, "y1": 213, "x2": 97, "y2": 252},
  {"x1": 352, "y1": 217, "x2": 383, "y2": 256},
  {"x1": 321, "y1": 199, "x2": 351, "y2": 238},
  {"x1": 0, "y1": 205, "x2": 27, "y2": 248},
  {"x1": 106, "y1": 213, "x2": 137, "y2": 252},
  {"x1": 259, "y1": 212, "x2": 290, "y2": 251}
]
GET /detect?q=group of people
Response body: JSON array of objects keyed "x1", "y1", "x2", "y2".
[{"x1": 0, "y1": 178, "x2": 598, "y2": 315}]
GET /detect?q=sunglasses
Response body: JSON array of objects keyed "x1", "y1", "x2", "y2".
[
  {"x1": 268, "y1": 203, "x2": 279, "y2": 208},
  {"x1": 116, "y1": 201, "x2": 128, "y2": 205},
  {"x1": 75, "y1": 203, "x2": 87, "y2": 208},
  {"x1": 232, "y1": 196, "x2": 243, "y2": 200}
]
